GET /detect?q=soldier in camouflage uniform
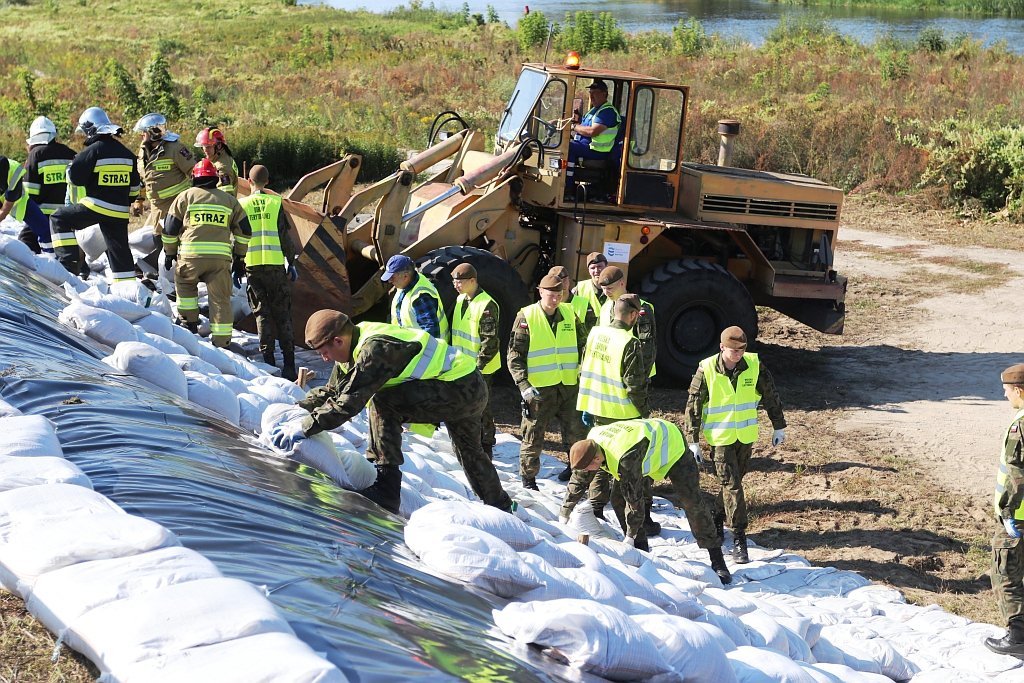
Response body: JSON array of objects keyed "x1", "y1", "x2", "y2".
[
  {"x1": 561, "y1": 418, "x2": 731, "y2": 583},
  {"x1": 269, "y1": 310, "x2": 514, "y2": 515},
  {"x1": 507, "y1": 274, "x2": 588, "y2": 490},
  {"x1": 985, "y1": 363, "x2": 1024, "y2": 658}
]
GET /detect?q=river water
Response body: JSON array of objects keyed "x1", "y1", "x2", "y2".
[{"x1": 311, "y1": 0, "x2": 1024, "y2": 52}]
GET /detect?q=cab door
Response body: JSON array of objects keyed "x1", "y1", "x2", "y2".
[{"x1": 617, "y1": 83, "x2": 688, "y2": 211}]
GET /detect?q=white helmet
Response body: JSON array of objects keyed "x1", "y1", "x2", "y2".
[
  {"x1": 76, "y1": 106, "x2": 121, "y2": 137},
  {"x1": 134, "y1": 112, "x2": 166, "y2": 139},
  {"x1": 26, "y1": 116, "x2": 57, "y2": 145}
]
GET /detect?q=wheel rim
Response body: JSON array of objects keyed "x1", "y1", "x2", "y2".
[{"x1": 671, "y1": 302, "x2": 719, "y2": 356}]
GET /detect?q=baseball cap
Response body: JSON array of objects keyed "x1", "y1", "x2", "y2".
[
  {"x1": 587, "y1": 79, "x2": 608, "y2": 92},
  {"x1": 381, "y1": 254, "x2": 415, "y2": 282}
]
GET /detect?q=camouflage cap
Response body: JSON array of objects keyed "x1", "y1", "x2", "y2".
[
  {"x1": 452, "y1": 263, "x2": 477, "y2": 280},
  {"x1": 614, "y1": 293, "x2": 641, "y2": 314},
  {"x1": 305, "y1": 309, "x2": 350, "y2": 349},
  {"x1": 597, "y1": 265, "x2": 624, "y2": 287},
  {"x1": 721, "y1": 325, "x2": 748, "y2": 350},
  {"x1": 569, "y1": 439, "x2": 600, "y2": 470},
  {"x1": 548, "y1": 265, "x2": 570, "y2": 280},
  {"x1": 586, "y1": 252, "x2": 608, "y2": 266},
  {"x1": 538, "y1": 273, "x2": 563, "y2": 290},
  {"x1": 1002, "y1": 363, "x2": 1024, "y2": 385}
]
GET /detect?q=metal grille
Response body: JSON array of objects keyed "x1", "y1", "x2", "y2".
[{"x1": 701, "y1": 194, "x2": 839, "y2": 221}]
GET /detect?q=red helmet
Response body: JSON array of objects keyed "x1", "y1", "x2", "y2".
[
  {"x1": 192, "y1": 158, "x2": 218, "y2": 179},
  {"x1": 194, "y1": 126, "x2": 225, "y2": 147}
]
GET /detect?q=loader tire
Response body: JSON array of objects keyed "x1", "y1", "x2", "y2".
[
  {"x1": 639, "y1": 259, "x2": 758, "y2": 385},
  {"x1": 417, "y1": 246, "x2": 531, "y2": 379}
]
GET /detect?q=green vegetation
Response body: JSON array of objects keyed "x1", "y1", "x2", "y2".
[
  {"x1": 781, "y1": 0, "x2": 1024, "y2": 17},
  {"x1": 0, "y1": 2, "x2": 1023, "y2": 217}
]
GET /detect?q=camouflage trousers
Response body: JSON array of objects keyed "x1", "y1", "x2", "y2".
[
  {"x1": 560, "y1": 439, "x2": 718, "y2": 549},
  {"x1": 711, "y1": 441, "x2": 754, "y2": 530},
  {"x1": 993, "y1": 529, "x2": 1024, "y2": 625},
  {"x1": 175, "y1": 257, "x2": 232, "y2": 348},
  {"x1": 519, "y1": 383, "x2": 586, "y2": 479},
  {"x1": 481, "y1": 373, "x2": 496, "y2": 457},
  {"x1": 245, "y1": 265, "x2": 294, "y2": 358},
  {"x1": 368, "y1": 371, "x2": 513, "y2": 511}
]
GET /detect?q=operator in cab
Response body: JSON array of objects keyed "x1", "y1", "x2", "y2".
[{"x1": 569, "y1": 79, "x2": 620, "y2": 161}]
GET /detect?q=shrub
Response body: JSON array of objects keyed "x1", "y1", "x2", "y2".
[
  {"x1": 516, "y1": 10, "x2": 551, "y2": 51},
  {"x1": 557, "y1": 11, "x2": 625, "y2": 54},
  {"x1": 672, "y1": 18, "x2": 709, "y2": 56},
  {"x1": 916, "y1": 26, "x2": 947, "y2": 53}
]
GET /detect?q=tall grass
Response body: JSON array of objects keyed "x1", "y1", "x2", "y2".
[{"x1": 780, "y1": 0, "x2": 1024, "y2": 17}]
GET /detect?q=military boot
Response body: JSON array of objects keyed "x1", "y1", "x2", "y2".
[
  {"x1": 281, "y1": 349, "x2": 297, "y2": 382},
  {"x1": 643, "y1": 509, "x2": 662, "y2": 537},
  {"x1": 358, "y1": 464, "x2": 402, "y2": 514},
  {"x1": 732, "y1": 529, "x2": 750, "y2": 564},
  {"x1": 522, "y1": 476, "x2": 539, "y2": 491},
  {"x1": 986, "y1": 618, "x2": 1024, "y2": 659},
  {"x1": 708, "y1": 547, "x2": 732, "y2": 584},
  {"x1": 262, "y1": 349, "x2": 277, "y2": 367},
  {"x1": 557, "y1": 464, "x2": 572, "y2": 482},
  {"x1": 175, "y1": 317, "x2": 199, "y2": 334}
]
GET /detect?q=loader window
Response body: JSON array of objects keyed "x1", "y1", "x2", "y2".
[
  {"x1": 628, "y1": 86, "x2": 684, "y2": 172},
  {"x1": 531, "y1": 79, "x2": 567, "y2": 149},
  {"x1": 497, "y1": 68, "x2": 548, "y2": 144}
]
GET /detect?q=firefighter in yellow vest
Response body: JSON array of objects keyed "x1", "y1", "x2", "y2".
[
  {"x1": 507, "y1": 273, "x2": 588, "y2": 491},
  {"x1": 449, "y1": 263, "x2": 500, "y2": 458},
  {"x1": 131, "y1": 113, "x2": 195, "y2": 241},
  {"x1": 195, "y1": 127, "x2": 238, "y2": 196},
  {"x1": 571, "y1": 251, "x2": 608, "y2": 323},
  {"x1": 561, "y1": 418, "x2": 732, "y2": 584},
  {"x1": 239, "y1": 164, "x2": 299, "y2": 381},
  {"x1": 269, "y1": 310, "x2": 514, "y2": 516},
  {"x1": 382, "y1": 254, "x2": 448, "y2": 340},
  {"x1": 985, "y1": 363, "x2": 1024, "y2": 658},
  {"x1": 685, "y1": 326, "x2": 786, "y2": 564},
  {"x1": 162, "y1": 159, "x2": 251, "y2": 348}
]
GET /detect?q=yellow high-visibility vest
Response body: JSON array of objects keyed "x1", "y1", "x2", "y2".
[
  {"x1": 701, "y1": 352, "x2": 761, "y2": 446},
  {"x1": 450, "y1": 290, "x2": 500, "y2": 375},
  {"x1": 352, "y1": 322, "x2": 474, "y2": 388},
  {"x1": 522, "y1": 302, "x2": 578, "y2": 388},
  {"x1": 589, "y1": 418, "x2": 685, "y2": 481},
  {"x1": 577, "y1": 326, "x2": 640, "y2": 419},
  {"x1": 994, "y1": 407, "x2": 1024, "y2": 519}
]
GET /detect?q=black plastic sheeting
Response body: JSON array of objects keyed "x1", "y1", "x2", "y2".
[{"x1": 0, "y1": 258, "x2": 605, "y2": 683}]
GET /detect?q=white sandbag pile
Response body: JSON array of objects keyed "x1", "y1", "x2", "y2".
[{"x1": 0, "y1": 408, "x2": 345, "y2": 682}]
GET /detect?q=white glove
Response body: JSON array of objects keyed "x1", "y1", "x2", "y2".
[
  {"x1": 521, "y1": 385, "x2": 540, "y2": 402},
  {"x1": 558, "y1": 515, "x2": 569, "y2": 526},
  {"x1": 1006, "y1": 518, "x2": 1023, "y2": 538},
  {"x1": 772, "y1": 429, "x2": 785, "y2": 447},
  {"x1": 688, "y1": 442, "x2": 703, "y2": 465}
]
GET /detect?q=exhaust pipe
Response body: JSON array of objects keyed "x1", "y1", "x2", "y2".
[{"x1": 717, "y1": 119, "x2": 741, "y2": 167}]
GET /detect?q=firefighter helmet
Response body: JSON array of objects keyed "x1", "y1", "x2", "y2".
[
  {"x1": 26, "y1": 116, "x2": 57, "y2": 145},
  {"x1": 76, "y1": 107, "x2": 120, "y2": 137},
  {"x1": 194, "y1": 127, "x2": 226, "y2": 147},
  {"x1": 192, "y1": 158, "x2": 219, "y2": 179},
  {"x1": 134, "y1": 113, "x2": 167, "y2": 139}
]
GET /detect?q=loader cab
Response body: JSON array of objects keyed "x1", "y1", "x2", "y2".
[{"x1": 497, "y1": 61, "x2": 688, "y2": 213}]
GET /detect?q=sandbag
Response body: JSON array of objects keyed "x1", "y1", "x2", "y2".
[
  {"x1": 196, "y1": 340, "x2": 241, "y2": 376},
  {"x1": 558, "y1": 567, "x2": 630, "y2": 612},
  {"x1": 633, "y1": 613, "x2": 738, "y2": 683},
  {"x1": 134, "y1": 312, "x2": 174, "y2": 340},
  {"x1": 238, "y1": 393, "x2": 270, "y2": 434},
  {"x1": 0, "y1": 398, "x2": 22, "y2": 417},
  {"x1": 97, "y1": 631, "x2": 347, "y2": 683},
  {"x1": 0, "y1": 233, "x2": 39, "y2": 269},
  {"x1": 700, "y1": 605, "x2": 753, "y2": 648},
  {"x1": 168, "y1": 353, "x2": 220, "y2": 377},
  {"x1": 26, "y1": 546, "x2": 222, "y2": 635},
  {"x1": 33, "y1": 255, "x2": 72, "y2": 284},
  {"x1": 0, "y1": 414, "x2": 63, "y2": 457},
  {"x1": 492, "y1": 599, "x2": 673, "y2": 681},
  {"x1": 169, "y1": 324, "x2": 201, "y2": 355},
  {"x1": 60, "y1": 301, "x2": 139, "y2": 348},
  {"x1": 601, "y1": 556, "x2": 675, "y2": 610},
  {"x1": 404, "y1": 523, "x2": 543, "y2": 599},
  {"x1": 211, "y1": 372, "x2": 249, "y2": 396},
  {"x1": 249, "y1": 375, "x2": 307, "y2": 402},
  {"x1": 517, "y1": 553, "x2": 591, "y2": 602},
  {"x1": 185, "y1": 371, "x2": 241, "y2": 426},
  {"x1": 77, "y1": 224, "x2": 108, "y2": 261},
  {"x1": 408, "y1": 500, "x2": 541, "y2": 551},
  {"x1": 0, "y1": 455, "x2": 91, "y2": 491},
  {"x1": 109, "y1": 280, "x2": 155, "y2": 311},
  {"x1": 71, "y1": 284, "x2": 150, "y2": 322},
  {"x1": 727, "y1": 646, "x2": 819, "y2": 683},
  {"x1": 134, "y1": 329, "x2": 188, "y2": 356},
  {"x1": 818, "y1": 625, "x2": 920, "y2": 680},
  {"x1": 62, "y1": 577, "x2": 295, "y2": 673},
  {"x1": 104, "y1": 342, "x2": 188, "y2": 399}
]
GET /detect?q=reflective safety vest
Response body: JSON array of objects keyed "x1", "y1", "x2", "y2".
[
  {"x1": 577, "y1": 326, "x2": 640, "y2": 419},
  {"x1": 523, "y1": 302, "x2": 578, "y2": 388},
  {"x1": 4, "y1": 159, "x2": 28, "y2": 221},
  {"x1": 585, "y1": 102, "x2": 620, "y2": 153},
  {"x1": 352, "y1": 322, "x2": 475, "y2": 388},
  {"x1": 450, "y1": 290, "x2": 500, "y2": 375},
  {"x1": 994, "y1": 407, "x2": 1024, "y2": 519},
  {"x1": 573, "y1": 279, "x2": 602, "y2": 320},
  {"x1": 240, "y1": 192, "x2": 285, "y2": 267},
  {"x1": 391, "y1": 273, "x2": 449, "y2": 340},
  {"x1": 600, "y1": 297, "x2": 657, "y2": 378},
  {"x1": 30, "y1": 158, "x2": 71, "y2": 215},
  {"x1": 81, "y1": 156, "x2": 136, "y2": 219},
  {"x1": 590, "y1": 418, "x2": 685, "y2": 481},
  {"x1": 700, "y1": 353, "x2": 761, "y2": 446}
]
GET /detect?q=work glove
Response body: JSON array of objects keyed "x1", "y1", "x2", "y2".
[
  {"x1": 231, "y1": 255, "x2": 246, "y2": 290},
  {"x1": 688, "y1": 442, "x2": 703, "y2": 465},
  {"x1": 163, "y1": 253, "x2": 175, "y2": 271},
  {"x1": 1006, "y1": 518, "x2": 1023, "y2": 539},
  {"x1": 287, "y1": 262, "x2": 299, "y2": 282},
  {"x1": 520, "y1": 385, "x2": 540, "y2": 402},
  {"x1": 269, "y1": 423, "x2": 306, "y2": 451},
  {"x1": 772, "y1": 429, "x2": 786, "y2": 447},
  {"x1": 581, "y1": 411, "x2": 595, "y2": 428}
]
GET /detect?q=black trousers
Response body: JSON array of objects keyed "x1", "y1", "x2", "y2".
[{"x1": 50, "y1": 203, "x2": 134, "y2": 281}]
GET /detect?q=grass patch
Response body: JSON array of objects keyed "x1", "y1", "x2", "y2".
[{"x1": 0, "y1": 590, "x2": 95, "y2": 681}]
